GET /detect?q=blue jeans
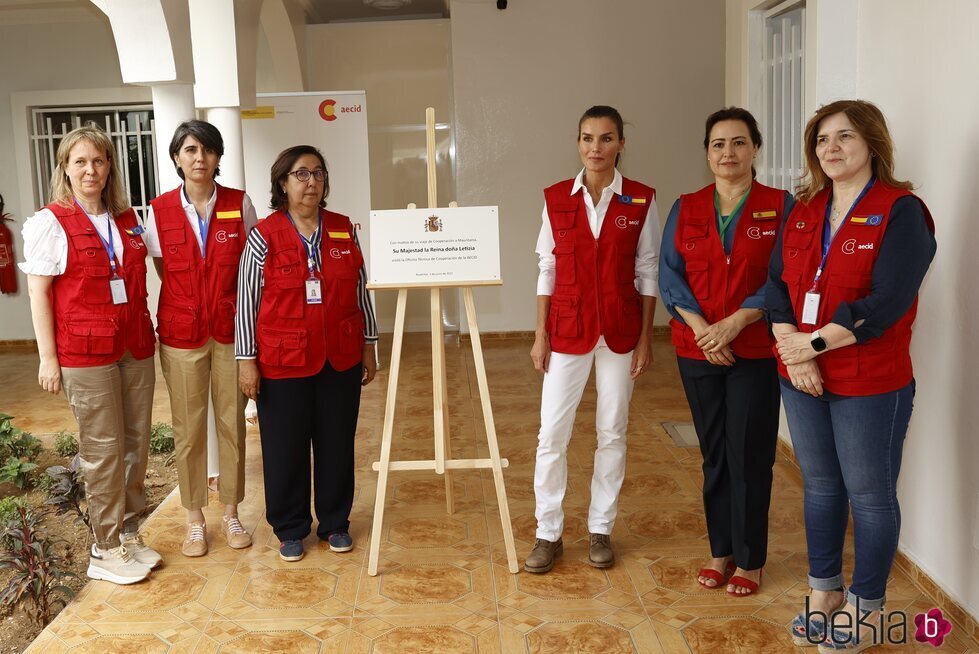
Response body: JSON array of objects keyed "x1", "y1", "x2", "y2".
[{"x1": 780, "y1": 380, "x2": 915, "y2": 610}]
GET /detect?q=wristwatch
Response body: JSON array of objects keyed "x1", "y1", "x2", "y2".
[{"x1": 810, "y1": 330, "x2": 827, "y2": 353}]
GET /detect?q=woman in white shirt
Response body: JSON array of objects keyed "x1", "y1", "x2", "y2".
[
  {"x1": 20, "y1": 125, "x2": 159, "y2": 584},
  {"x1": 525, "y1": 106, "x2": 660, "y2": 573}
]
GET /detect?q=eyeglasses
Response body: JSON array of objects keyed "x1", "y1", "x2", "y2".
[{"x1": 288, "y1": 169, "x2": 326, "y2": 182}]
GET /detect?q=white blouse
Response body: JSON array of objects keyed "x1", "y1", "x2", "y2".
[{"x1": 19, "y1": 207, "x2": 125, "y2": 276}]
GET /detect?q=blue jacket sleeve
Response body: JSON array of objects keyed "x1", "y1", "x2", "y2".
[
  {"x1": 829, "y1": 196, "x2": 936, "y2": 343},
  {"x1": 658, "y1": 198, "x2": 703, "y2": 323},
  {"x1": 766, "y1": 195, "x2": 797, "y2": 325},
  {"x1": 742, "y1": 191, "x2": 795, "y2": 312}
]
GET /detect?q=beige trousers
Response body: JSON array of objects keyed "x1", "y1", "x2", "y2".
[
  {"x1": 160, "y1": 339, "x2": 246, "y2": 510},
  {"x1": 61, "y1": 352, "x2": 155, "y2": 550}
]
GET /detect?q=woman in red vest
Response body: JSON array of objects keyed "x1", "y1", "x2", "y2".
[
  {"x1": 769, "y1": 100, "x2": 935, "y2": 651},
  {"x1": 659, "y1": 107, "x2": 791, "y2": 597},
  {"x1": 20, "y1": 126, "x2": 158, "y2": 584},
  {"x1": 143, "y1": 120, "x2": 258, "y2": 557},
  {"x1": 236, "y1": 145, "x2": 377, "y2": 562},
  {"x1": 525, "y1": 106, "x2": 659, "y2": 573}
]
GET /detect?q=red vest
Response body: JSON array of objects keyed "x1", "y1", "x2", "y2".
[
  {"x1": 150, "y1": 184, "x2": 246, "y2": 348},
  {"x1": 49, "y1": 203, "x2": 155, "y2": 367},
  {"x1": 544, "y1": 177, "x2": 654, "y2": 355},
  {"x1": 255, "y1": 210, "x2": 365, "y2": 379},
  {"x1": 670, "y1": 181, "x2": 785, "y2": 360},
  {"x1": 778, "y1": 182, "x2": 934, "y2": 395}
]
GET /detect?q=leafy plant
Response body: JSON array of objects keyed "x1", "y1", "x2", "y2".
[
  {"x1": 0, "y1": 497, "x2": 34, "y2": 550},
  {"x1": 150, "y1": 422, "x2": 175, "y2": 454},
  {"x1": 0, "y1": 414, "x2": 42, "y2": 461},
  {"x1": 0, "y1": 507, "x2": 76, "y2": 627},
  {"x1": 43, "y1": 456, "x2": 88, "y2": 528},
  {"x1": 0, "y1": 457, "x2": 38, "y2": 489},
  {"x1": 53, "y1": 430, "x2": 79, "y2": 458}
]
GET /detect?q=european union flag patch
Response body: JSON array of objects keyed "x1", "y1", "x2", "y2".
[
  {"x1": 619, "y1": 195, "x2": 646, "y2": 205},
  {"x1": 125, "y1": 225, "x2": 145, "y2": 236}
]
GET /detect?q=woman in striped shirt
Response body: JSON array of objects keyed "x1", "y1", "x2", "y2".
[{"x1": 235, "y1": 145, "x2": 377, "y2": 562}]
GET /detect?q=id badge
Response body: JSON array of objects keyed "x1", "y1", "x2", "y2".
[
  {"x1": 305, "y1": 278, "x2": 322, "y2": 304},
  {"x1": 802, "y1": 291, "x2": 820, "y2": 325},
  {"x1": 109, "y1": 276, "x2": 128, "y2": 305}
]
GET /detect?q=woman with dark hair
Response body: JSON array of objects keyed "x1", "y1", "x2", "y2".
[
  {"x1": 769, "y1": 100, "x2": 935, "y2": 651},
  {"x1": 525, "y1": 106, "x2": 659, "y2": 573},
  {"x1": 142, "y1": 120, "x2": 258, "y2": 557},
  {"x1": 236, "y1": 145, "x2": 377, "y2": 562},
  {"x1": 20, "y1": 125, "x2": 158, "y2": 583},
  {"x1": 659, "y1": 107, "x2": 791, "y2": 596}
]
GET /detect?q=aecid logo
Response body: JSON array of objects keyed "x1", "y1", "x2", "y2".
[
  {"x1": 319, "y1": 99, "x2": 364, "y2": 122},
  {"x1": 319, "y1": 99, "x2": 337, "y2": 121}
]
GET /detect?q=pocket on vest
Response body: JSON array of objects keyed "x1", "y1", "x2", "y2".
[
  {"x1": 686, "y1": 259, "x2": 710, "y2": 299},
  {"x1": 553, "y1": 241, "x2": 576, "y2": 286},
  {"x1": 270, "y1": 276, "x2": 306, "y2": 320},
  {"x1": 164, "y1": 260, "x2": 195, "y2": 297},
  {"x1": 339, "y1": 313, "x2": 365, "y2": 355},
  {"x1": 82, "y1": 265, "x2": 113, "y2": 305},
  {"x1": 157, "y1": 304, "x2": 198, "y2": 342},
  {"x1": 257, "y1": 327, "x2": 308, "y2": 368},
  {"x1": 617, "y1": 296, "x2": 642, "y2": 337},
  {"x1": 61, "y1": 316, "x2": 118, "y2": 355},
  {"x1": 548, "y1": 295, "x2": 580, "y2": 338}
]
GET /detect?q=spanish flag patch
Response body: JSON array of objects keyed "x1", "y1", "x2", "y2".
[
  {"x1": 619, "y1": 195, "x2": 647, "y2": 205},
  {"x1": 327, "y1": 231, "x2": 351, "y2": 239},
  {"x1": 752, "y1": 210, "x2": 777, "y2": 220},
  {"x1": 215, "y1": 210, "x2": 241, "y2": 220}
]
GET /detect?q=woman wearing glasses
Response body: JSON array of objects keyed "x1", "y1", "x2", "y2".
[{"x1": 236, "y1": 145, "x2": 377, "y2": 562}]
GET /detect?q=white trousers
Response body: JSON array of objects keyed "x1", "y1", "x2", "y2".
[{"x1": 534, "y1": 342, "x2": 635, "y2": 541}]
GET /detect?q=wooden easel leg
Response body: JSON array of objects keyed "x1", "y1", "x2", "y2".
[
  {"x1": 430, "y1": 288, "x2": 455, "y2": 513},
  {"x1": 368, "y1": 288, "x2": 408, "y2": 577},
  {"x1": 440, "y1": 298, "x2": 454, "y2": 516},
  {"x1": 463, "y1": 288, "x2": 519, "y2": 573}
]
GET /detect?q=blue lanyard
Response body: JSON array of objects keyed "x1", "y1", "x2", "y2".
[
  {"x1": 74, "y1": 198, "x2": 119, "y2": 274},
  {"x1": 183, "y1": 187, "x2": 209, "y2": 257},
  {"x1": 813, "y1": 177, "x2": 875, "y2": 287},
  {"x1": 285, "y1": 210, "x2": 322, "y2": 275}
]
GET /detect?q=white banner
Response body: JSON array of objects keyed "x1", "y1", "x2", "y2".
[
  {"x1": 241, "y1": 91, "x2": 372, "y2": 266},
  {"x1": 368, "y1": 206, "x2": 501, "y2": 287}
]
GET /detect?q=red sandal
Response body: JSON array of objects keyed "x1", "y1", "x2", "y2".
[
  {"x1": 697, "y1": 560, "x2": 736, "y2": 589},
  {"x1": 727, "y1": 569, "x2": 763, "y2": 596}
]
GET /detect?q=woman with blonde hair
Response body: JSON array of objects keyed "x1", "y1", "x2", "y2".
[
  {"x1": 768, "y1": 100, "x2": 936, "y2": 650},
  {"x1": 20, "y1": 125, "x2": 159, "y2": 584}
]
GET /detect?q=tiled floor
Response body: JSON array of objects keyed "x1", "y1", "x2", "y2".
[{"x1": 6, "y1": 334, "x2": 978, "y2": 653}]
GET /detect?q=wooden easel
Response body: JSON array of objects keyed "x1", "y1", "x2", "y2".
[{"x1": 366, "y1": 108, "x2": 519, "y2": 576}]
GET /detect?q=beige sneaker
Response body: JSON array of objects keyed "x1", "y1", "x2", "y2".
[
  {"x1": 524, "y1": 538, "x2": 563, "y2": 573},
  {"x1": 182, "y1": 521, "x2": 208, "y2": 557},
  {"x1": 120, "y1": 531, "x2": 163, "y2": 568},
  {"x1": 87, "y1": 544, "x2": 151, "y2": 585},
  {"x1": 221, "y1": 515, "x2": 252, "y2": 549}
]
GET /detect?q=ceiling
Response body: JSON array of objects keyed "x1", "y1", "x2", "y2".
[{"x1": 289, "y1": 0, "x2": 450, "y2": 23}]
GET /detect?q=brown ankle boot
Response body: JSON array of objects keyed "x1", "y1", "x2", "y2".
[
  {"x1": 524, "y1": 538, "x2": 563, "y2": 573},
  {"x1": 588, "y1": 533, "x2": 614, "y2": 568}
]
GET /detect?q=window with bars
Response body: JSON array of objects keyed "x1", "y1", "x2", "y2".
[
  {"x1": 30, "y1": 105, "x2": 159, "y2": 219},
  {"x1": 759, "y1": 1, "x2": 805, "y2": 193}
]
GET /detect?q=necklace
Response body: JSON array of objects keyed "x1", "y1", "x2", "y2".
[{"x1": 720, "y1": 184, "x2": 749, "y2": 201}]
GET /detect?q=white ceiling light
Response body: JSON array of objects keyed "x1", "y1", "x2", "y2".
[{"x1": 363, "y1": 0, "x2": 412, "y2": 9}]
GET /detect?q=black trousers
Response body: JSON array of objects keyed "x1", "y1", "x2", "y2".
[
  {"x1": 677, "y1": 355, "x2": 780, "y2": 570},
  {"x1": 257, "y1": 360, "x2": 362, "y2": 541}
]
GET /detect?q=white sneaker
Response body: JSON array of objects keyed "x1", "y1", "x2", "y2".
[
  {"x1": 120, "y1": 531, "x2": 163, "y2": 568},
  {"x1": 87, "y1": 543, "x2": 152, "y2": 585}
]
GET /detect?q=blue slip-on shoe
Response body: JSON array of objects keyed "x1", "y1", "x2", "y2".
[
  {"x1": 279, "y1": 539, "x2": 305, "y2": 562},
  {"x1": 327, "y1": 531, "x2": 354, "y2": 553}
]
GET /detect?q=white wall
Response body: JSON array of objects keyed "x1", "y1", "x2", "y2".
[
  {"x1": 855, "y1": 0, "x2": 979, "y2": 622},
  {"x1": 450, "y1": 0, "x2": 725, "y2": 332},
  {"x1": 728, "y1": 0, "x2": 979, "y2": 622},
  {"x1": 0, "y1": 17, "x2": 124, "y2": 340}
]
